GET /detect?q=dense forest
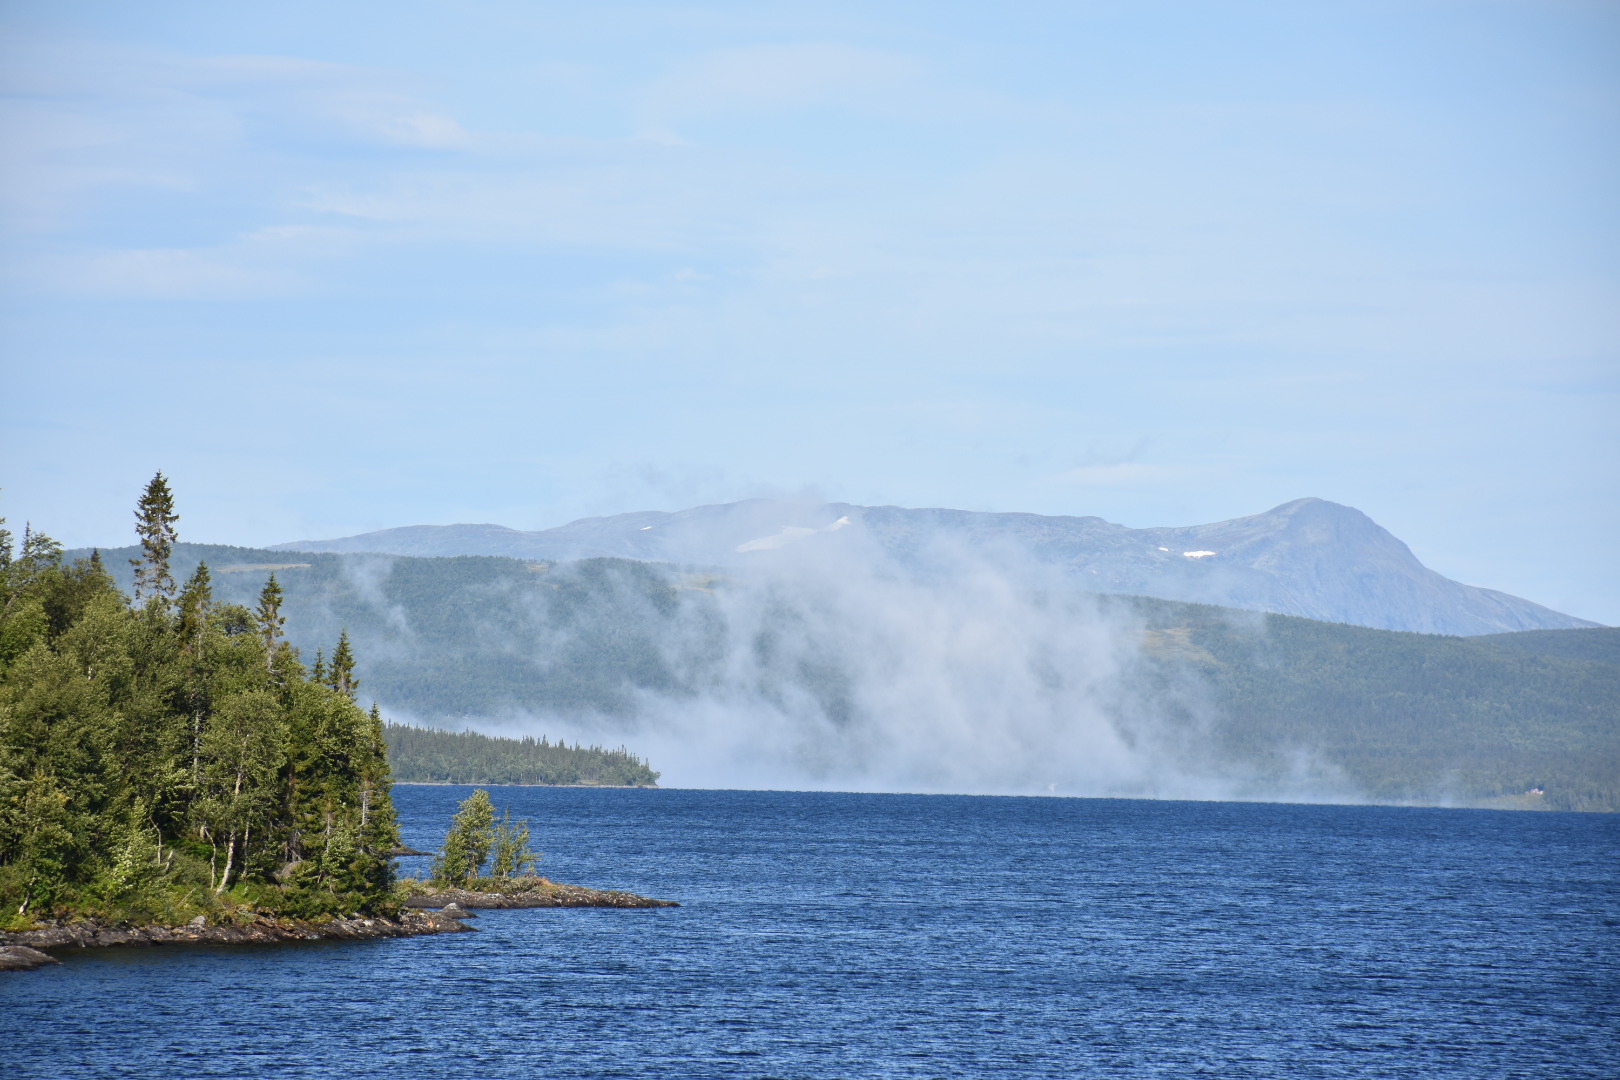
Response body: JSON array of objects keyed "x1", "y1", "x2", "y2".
[
  {"x1": 72, "y1": 539, "x2": 1619, "y2": 812},
  {"x1": 1130, "y1": 600, "x2": 1619, "y2": 811},
  {"x1": 385, "y1": 724, "x2": 659, "y2": 786},
  {"x1": 1, "y1": 478, "x2": 400, "y2": 929}
]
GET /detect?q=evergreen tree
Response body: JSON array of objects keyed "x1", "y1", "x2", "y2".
[
  {"x1": 328, "y1": 630, "x2": 358, "y2": 700},
  {"x1": 131, "y1": 472, "x2": 179, "y2": 605},
  {"x1": 431, "y1": 788, "x2": 495, "y2": 885},
  {"x1": 358, "y1": 703, "x2": 397, "y2": 849},
  {"x1": 255, "y1": 574, "x2": 285, "y2": 668},
  {"x1": 0, "y1": 523, "x2": 64, "y2": 667},
  {"x1": 177, "y1": 563, "x2": 213, "y2": 653},
  {"x1": 355, "y1": 703, "x2": 399, "y2": 896},
  {"x1": 19, "y1": 524, "x2": 64, "y2": 569}
]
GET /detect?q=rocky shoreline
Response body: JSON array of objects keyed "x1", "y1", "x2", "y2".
[
  {"x1": 0, "y1": 908, "x2": 472, "y2": 969},
  {"x1": 1, "y1": 880, "x2": 676, "y2": 972},
  {"x1": 405, "y1": 880, "x2": 678, "y2": 909}
]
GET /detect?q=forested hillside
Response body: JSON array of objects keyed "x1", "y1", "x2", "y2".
[
  {"x1": 1, "y1": 479, "x2": 400, "y2": 929},
  {"x1": 73, "y1": 540, "x2": 1619, "y2": 811},
  {"x1": 74, "y1": 544, "x2": 689, "y2": 718},
  {"x1": 1132, "y1": 602, "x2": 1619, "y2": 811},
  {"x1": 384, "y1": 724, "x2": 659, "y2": 786}
]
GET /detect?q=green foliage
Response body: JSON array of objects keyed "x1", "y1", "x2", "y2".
[
  {"x1": 385, "y1": 724, "x2": 660, "y2": 786},
  {"x1": 430, "y1": 789, "x2": 540, "y2": 885},
  {"x1": 130, "y1": 472, "x2": 178, "y2": 604},
  {"x1": 67, "y1": 546, "x2": 691, "y2": 721},
  {"x1": 328, "y1": 630, "x2": 357, "y2": 700},
  {"x1": 255, "y1": 574, "x2": 285, "y2": 664},
  {"x1": 0, "y1": 489, "x2": 403, "y2": 928},
  {"x1": 490, "y1": 810, "x2": 539, "y2": 878},
  {"x1": 176, "y1": 562, "x2": 212, "y2": 651},
  {"x1": 431, "y1": 788, "x2": 494, "y2": 885}
]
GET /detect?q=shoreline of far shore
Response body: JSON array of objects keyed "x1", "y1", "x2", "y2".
[{"x1": 391, "y1": 780, "x2": 659, "y2": 789}]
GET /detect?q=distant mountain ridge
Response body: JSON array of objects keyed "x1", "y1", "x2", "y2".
[{"x1": 273, "y1": 497, "x2": 1598, "y2": 636}]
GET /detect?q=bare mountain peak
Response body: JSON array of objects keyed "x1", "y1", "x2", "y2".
[{"x1": 271, "y1": 498, "x2": 1595, "y2": 635}]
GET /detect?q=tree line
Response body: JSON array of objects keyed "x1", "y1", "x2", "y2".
[
  {"x1": 1131, "y1": 597, "x2": 1620, "y2": 811},
  {"x1": 385, "y1": 724, "x2": 660, "y2": 787},
  {"x1": 0, "y1": 475, "x2": 400, "y2": 927}
]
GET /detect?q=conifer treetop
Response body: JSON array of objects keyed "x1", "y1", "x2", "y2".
[{"x1": 131, "y1": 471, "x2": 179, "y2": 604}]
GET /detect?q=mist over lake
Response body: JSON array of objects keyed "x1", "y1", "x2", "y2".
[{"x1": 77, "y1": 534, "x2": 1620, "y2": 810}]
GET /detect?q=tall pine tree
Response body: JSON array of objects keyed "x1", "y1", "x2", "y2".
[
  {"x1": 131, "y1": 472, "x2": 179, "y2": 605},
  {"x1": 255, "y1": 575, "x2": 285, "y2": 670},
  {"x1": 328, "y1": 630, "x2": 358, "y2": 700}
]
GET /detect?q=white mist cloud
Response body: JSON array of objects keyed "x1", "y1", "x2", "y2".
[{"x1": 457, "y1": 524, "x2": 1327, "y2": 800}]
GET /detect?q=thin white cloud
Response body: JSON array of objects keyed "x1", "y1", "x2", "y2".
[
  {"x1": 643, "y1": 42, "x2": 923, "y2": 123},
  {"x1": 0, "y1": 38, "x2": 478, "y2": 220},
  {"x1": 21, "y1": 224, "x2": 359, "y2": 299},
  {"x1": 30, "y1": 248, "x2": 295, "y2": 300}
]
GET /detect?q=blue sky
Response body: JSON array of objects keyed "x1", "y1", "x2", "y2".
[{"x1": 1, "y1": 1, "x2": 1616, "y2": 623}]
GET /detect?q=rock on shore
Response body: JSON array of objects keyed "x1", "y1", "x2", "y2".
[
  {"x1": 0, "y1": 908, "x2": 471, "y2": 960},
  {"x1": 0, "y1": 946, "x2": 61, "y2": 971}
]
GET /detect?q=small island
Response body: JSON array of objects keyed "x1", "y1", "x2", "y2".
[
  {"x1": 0, "y1": 478, "x2": 672, "y2": 972},
  {"x1": 404, "y1": 879, "x2": 678, "y2": 910},
  {"x1": 397, "y1": 787, "x2": 677, "y2": 913}
]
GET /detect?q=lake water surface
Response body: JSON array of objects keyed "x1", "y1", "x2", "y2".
[{"x1": 4, "y1": 787, "x2": 1618, "y2": 1078}]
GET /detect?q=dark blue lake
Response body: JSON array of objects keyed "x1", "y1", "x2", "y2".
[{"x1": 4, "y1": 787, "x2": 1618, "y2": 1078}]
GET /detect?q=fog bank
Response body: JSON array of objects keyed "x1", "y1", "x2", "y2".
[{"x1": 466, "y1": 524, "x2": 1360, "y2": 801}]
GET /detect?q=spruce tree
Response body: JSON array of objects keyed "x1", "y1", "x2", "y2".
[
  {"x1": 356, "y1": 702, "x2": 399, "y2": 895},
  {"x1": 255, "y1": 575, "x2": 285, "y2": 670},
  {"x1": 177, "y1": 563, "x2": 213, "y2": 652},
  {"x1": 328, "y1": 630, "x2": 358, "y2": 700},
  {"x1": 431, "y1": 788, "x2": 495, "y2": 885},
  {"x1": 131, "y1": 472, "x2": 179, "y2": 604}
]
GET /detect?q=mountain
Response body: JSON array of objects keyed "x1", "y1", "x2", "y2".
[{"x1": 273, "y1": 498, "x2": 1597, "y2": 636}]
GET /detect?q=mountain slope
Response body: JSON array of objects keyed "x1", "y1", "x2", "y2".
[
  {"x1": 67, "y1": 543, "x2": 1620, "y2": 810},
  {"x1": 274, "y1": 498, "x2": 1596, "y2": 635}
]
